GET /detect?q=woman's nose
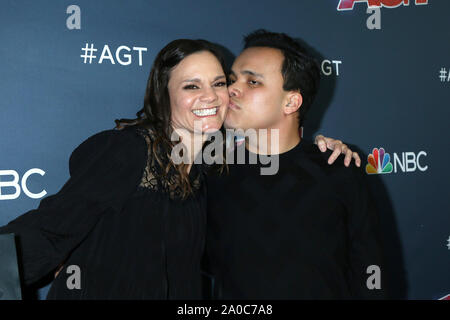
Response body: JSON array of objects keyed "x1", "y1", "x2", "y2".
[{"x1": 200, "y1": 87, "x2": 218, "y2": 103}]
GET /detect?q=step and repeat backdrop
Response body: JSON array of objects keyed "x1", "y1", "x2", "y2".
[{"x1": 0, "y1": 0, "x2": 449, "y2": 300}]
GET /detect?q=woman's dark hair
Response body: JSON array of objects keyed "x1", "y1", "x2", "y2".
[
  {"x1": 115, "y1": 39, "x2": 228, "y2": 199},
  {"x1": 243, "y1": 29, "x2": 320, "y2": 128}
]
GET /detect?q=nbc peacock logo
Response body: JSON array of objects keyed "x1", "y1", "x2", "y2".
[{"x1": 366, "y1": 147, "x2": 393, "y2": 174}]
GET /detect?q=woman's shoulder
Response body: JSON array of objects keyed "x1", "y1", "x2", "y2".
[
  {"x1": 69, "y1": 126, "x2": 148, "y2": 176},
  {"x1": 73, "y1": 126, "x2": 147, "y2": 156}
]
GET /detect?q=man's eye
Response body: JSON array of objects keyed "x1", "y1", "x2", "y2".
[
  {"x1": 249, "y1": 80, "x2": 260, "y2": 85},
  {"x1": 183, "y1": 84, "x2": 199, "y2": 90}
]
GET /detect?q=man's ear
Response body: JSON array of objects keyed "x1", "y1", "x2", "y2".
[{"x1": 283, "y1": 91, "x2": 303, "y2": 115}]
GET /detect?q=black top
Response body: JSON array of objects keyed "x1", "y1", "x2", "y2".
[
  {"x1": 204, "y1": 139, "x2": 386, "y2": 299},
  {"x1": 0, "y1": 126, "x2": 207, "y2": 299}
]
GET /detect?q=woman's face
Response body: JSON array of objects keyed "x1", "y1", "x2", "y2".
[{"x1": 168, "y1": 51, "x2": 229, "y2": 134}]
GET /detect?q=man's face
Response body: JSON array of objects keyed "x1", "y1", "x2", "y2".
[{"x1": 224, "y1": 47, "x2": 288, "y2": 131}]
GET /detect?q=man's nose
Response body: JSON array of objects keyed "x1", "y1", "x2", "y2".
[{"x1": 228, "y1": 82, "x2": 242, "y2": 98}]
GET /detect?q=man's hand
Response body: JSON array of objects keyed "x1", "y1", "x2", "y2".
[{"x1": 314, "y1": 134, "x2": 361, "y2": 167}]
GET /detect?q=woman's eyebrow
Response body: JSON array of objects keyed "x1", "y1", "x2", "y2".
[
  {"x1": 213, "y1": 75, "x2": 226, "y2": 81},
  {"x1": 183, "y1": 75, "x2": 226, "y2": 83},
  {"x1": 182, "y1": 78, "x2": 201, "y2": 83}
]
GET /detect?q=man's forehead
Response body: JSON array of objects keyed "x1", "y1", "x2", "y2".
[{"x1": 232, "y1": 47, "x2": 283, "y2": 74}]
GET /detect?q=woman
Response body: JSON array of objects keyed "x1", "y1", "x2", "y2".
[
  {"x1": 0, "y1": 39, "x2": 229, "y2": 299},
  {"x1": 0, "y1": 38, "x2": 356, "y2": 299}
]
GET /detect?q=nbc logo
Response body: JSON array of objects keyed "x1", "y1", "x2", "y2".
[
  {"x1": 366, "y1": 147, "x2": 428, "y2": 175},
  {"x1": 366, "y1": 148, "x2": 393, "y2": 174}
]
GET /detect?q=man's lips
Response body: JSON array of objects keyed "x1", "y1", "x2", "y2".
[{"x1": 228, "y1": 101, "x2": 241, "y2": 110}]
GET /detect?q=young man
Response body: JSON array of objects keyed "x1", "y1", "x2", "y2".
[{"x1": 203, "y1": 30, "x2": 386, "y2": 299}]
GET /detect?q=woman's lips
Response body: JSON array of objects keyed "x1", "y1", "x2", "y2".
[{"x1": 191, "y1": 106, "x2": 219, "y2": 118}]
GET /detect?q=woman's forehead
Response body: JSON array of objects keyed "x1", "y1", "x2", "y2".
[{"x1": 170, "y1": 52, "x2": 225, "y2": 82}]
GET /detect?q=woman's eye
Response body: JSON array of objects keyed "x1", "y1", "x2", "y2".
[
  {"x1": 214, "y1": 81, "x2": 227, "y2": 87},
  {"x1": 183, "y1": 84, "x2": 199, "y2": 90},
  {"x1": 249, "y1": 80, "x2": 259, "y2": 86},
  {"x1": 228, "y1": 78, "x2": 236, "y2": 85}
]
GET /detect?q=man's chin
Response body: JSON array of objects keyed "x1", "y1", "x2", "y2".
[
  {"x1": 224, "y1": 123, "x2": 247, "y2": 132},
  {"x1": 224, "y1": 119, "x2": 238, "y2": 130}
]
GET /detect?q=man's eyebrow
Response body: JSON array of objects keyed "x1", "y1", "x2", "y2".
[
  {"x1": 182, "y1": 75, "x2": 226, "y2": 83},
  {"x1": 229, "y1": 70, "x2": 264, "y2": 78}
]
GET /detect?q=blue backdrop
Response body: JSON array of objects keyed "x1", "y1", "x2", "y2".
[{"x1": 0, "y1": 0, "x2": 449, "y2": 300}]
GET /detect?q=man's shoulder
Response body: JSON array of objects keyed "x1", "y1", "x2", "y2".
[
  {"x1": 298, "y1": 140, "x2": 359, "y2": 179},
  {"x1": 296, "y1": 141, "x2": 368, "y2": 202}
]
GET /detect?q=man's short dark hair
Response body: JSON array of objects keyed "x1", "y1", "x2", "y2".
[{"x1": 243, "y1": 29, "x2": 320, "y2": 127}]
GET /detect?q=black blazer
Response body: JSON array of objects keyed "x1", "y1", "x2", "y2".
[{"x1": 0, "y1": 233, "x2": 22, "y2": 300}]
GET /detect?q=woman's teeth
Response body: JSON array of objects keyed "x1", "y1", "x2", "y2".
[{"x1": 192, "y1": 107, "x2": 218, "y2": 116}]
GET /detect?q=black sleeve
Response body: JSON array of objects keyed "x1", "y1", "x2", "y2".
[
  {"x1": 343, "y1": 165, "x2": 388, "y2": 299},
  {"x1": 0, "y1": 128, "x2": 146, "y2": 286}
]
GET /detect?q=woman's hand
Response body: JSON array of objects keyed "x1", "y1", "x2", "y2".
[
  {"x1": 54, "y1": 264, "x2": 64, "y2": 278},
  {"x1": 314, "y1": 134, "x2": 361, "y2": 167}
]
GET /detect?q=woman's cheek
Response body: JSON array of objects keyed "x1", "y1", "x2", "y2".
[
  {"x1": 180, "y1": 94, "x2": 195, "y2": 110},
  {"x1": 220, "y1": 91, "x2": 229, "y2": 106}
]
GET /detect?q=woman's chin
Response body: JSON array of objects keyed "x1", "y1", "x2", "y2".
[
  {"x1": 191, "y1": 124, "x2": 221, "y2": 135},
  {"x1": 200, "y1": 118, "x2": 224, "y2": 133},
  {"x1": 201, "y1": 126, "x2": 221, "y2": 134},
  {"x1": 188, "y1": 115, "x2": 225, "y2": 134}
]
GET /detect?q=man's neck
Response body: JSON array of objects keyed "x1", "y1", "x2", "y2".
[{"x1": 245, "y1": 123, "x2": 301, "y2": 155}]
